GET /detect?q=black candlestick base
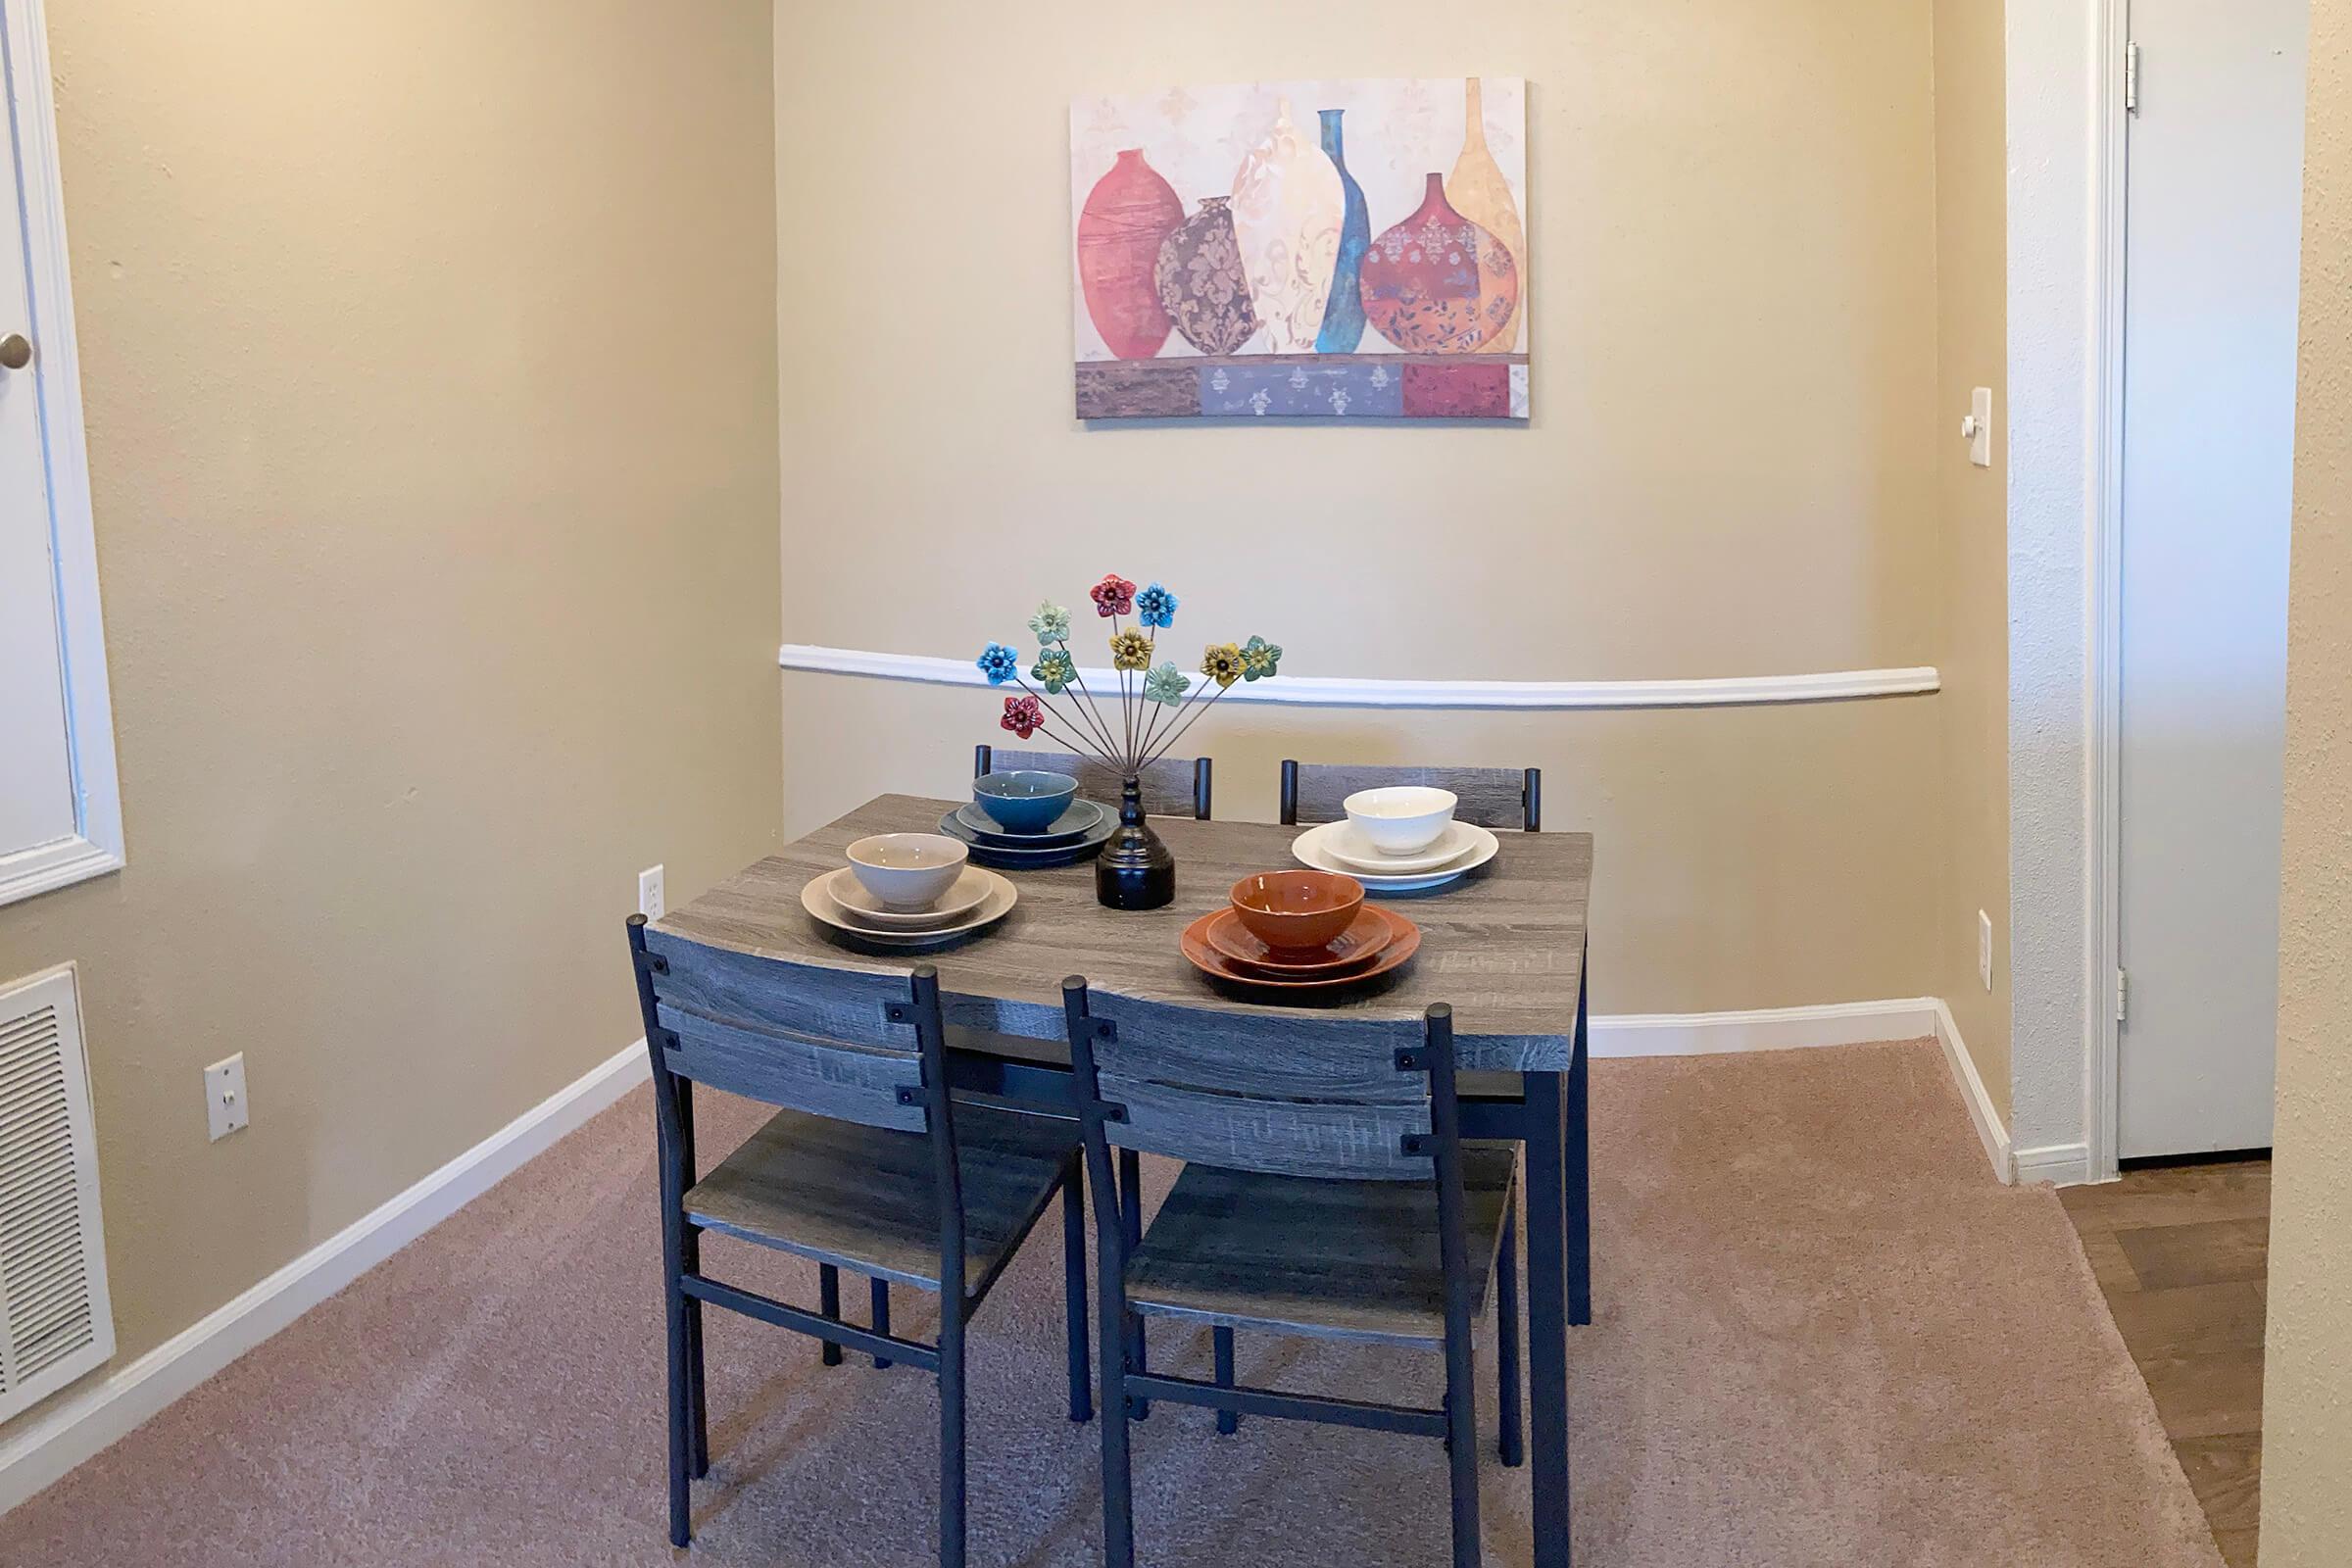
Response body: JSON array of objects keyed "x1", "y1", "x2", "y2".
[{"x1": 1096, "y1": 775, "x2": 1176, "y2": 909}]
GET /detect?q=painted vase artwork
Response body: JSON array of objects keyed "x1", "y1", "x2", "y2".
[
  {"x1": 1358, "y1": 172, "x2": 1519, "y2": 354},
  {"x1": 1153, "y1": 197, "x2": 1260, "y2": 355},
  {"x1": 1070, "y1": 77, "x2": 1530, "y2": 421},
  {"x1": 1078, "y1": 150, "x2": 1184, "y2": 360},
  {"x1": 1314, "y1": 109, "x2": 1371, "y2": 354},
  {"x1": 1228, "y1": 98, "x2": 1345, "y2": 354},
  {"x1": 1445, "y1": 78, "x2": 1526, "y2": 354}
]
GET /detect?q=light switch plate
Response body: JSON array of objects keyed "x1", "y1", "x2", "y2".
[
  {"x1": 638, "y1": 864, "x2": 665, "y2": 920},
  {"x1": 1978, "y1": 909, "x2": 1994, "y2": 992},
  {"x1": 1968, "y1": 387, "x2": 1992, "y2": 467},
  {"x1": 204, "y1": 1054, "x2": 249, "y2": 1142}
]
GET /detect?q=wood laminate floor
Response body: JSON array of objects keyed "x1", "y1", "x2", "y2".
[{"x1": 2062, "y1": 1159, "x2": 2271, "y2": 1568}]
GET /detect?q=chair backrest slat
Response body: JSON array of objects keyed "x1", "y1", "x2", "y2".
[
  {"x1": 1087, "y1": 991, "x2": 1426, "y2": 1103},
  {"x1": 976, "y1": 745, "x2": 1213, "y2": 820},
  {"x1": 657, "y1": 1003, "x2": 925, "y2": 1133},
  {"x1": 1074, "y1": 987, "x2": 1431, "y2": 1182},
  {"x1": 1099, "y1": 1071, "x2": 1432, "y2": 1179},
  {"x1": 645, "y1": 929, "x2": 921, "y2": 1051},
  {"x1": 1281, "y1": 761, "x2": 1539, "y2": 832},
  {"x1": 642, "y1": 928, "x2": 927, "y2": 1132}
]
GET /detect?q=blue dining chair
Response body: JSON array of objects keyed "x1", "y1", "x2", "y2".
[
  {"x1": 1060, "y1": 978, "x2": 1523, "y2": 1568},
  {"x1": 626, "y1": 916, "x2": 1092, "y2": 1566}
]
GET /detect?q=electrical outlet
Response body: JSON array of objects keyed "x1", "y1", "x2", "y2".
[
  {"x1": 638, "y1": 864, "x2": 665, "y2": 920},
  {"x1": 1978, "y1": 909, "x2": 1994, "y2": 992},
  {"x1": 204, "y1": 1054, "x2": 249, "y2": 1142}
]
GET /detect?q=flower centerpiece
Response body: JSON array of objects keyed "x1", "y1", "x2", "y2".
[{"x1": 977, "y1": 574, "x2": 1283, "y2": 908}]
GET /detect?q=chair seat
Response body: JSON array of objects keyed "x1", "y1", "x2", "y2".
[
  {"x1": 686, "y1": 1102, "x2": 1077, "y2": 1297},
  {"x1": 1125, "y1": 1145, "x2": 1520, "y2": 1348}
]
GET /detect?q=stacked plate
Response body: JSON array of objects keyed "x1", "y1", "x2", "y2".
[
  {"x1": 1291, "y1": 818, "x2": 1500, "y2": 893},
  {"x1": 1180, "y1": 903, "x2": 1421, "y2": 991},
  {"x1": 801, "y1": 864, "x2": 1017, "y2": 949},
  {"x1": 937, "y1": 797, "x2": 1116, "y2": 869}
]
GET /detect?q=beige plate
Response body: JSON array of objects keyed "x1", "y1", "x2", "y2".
[
  {"x1": 1292, "y1": 819, "x2": 1500, "y2": 890},
  {"x1": 1318, "y1": 819, "x2": 1490, "y2": 875},
  {"x1": 803, "y1": 866, "x2": 1016, "y2": 945},
  {"x1": 823, "y1": 863, "x2": 994, "y2": 928}
]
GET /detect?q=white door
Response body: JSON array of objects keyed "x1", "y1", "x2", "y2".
[
  {"x1": 2116, "y1": 0, "x2": 2308, "y2": 1158},
  {"x1": 0, "y1": 85, "x2": 78, "y2": 858}
]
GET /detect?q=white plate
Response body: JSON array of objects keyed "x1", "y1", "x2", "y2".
[
  {"x1": 1318, "y1": 819, "x2": 1485, "y2": 874},
  {"x1": 823, "y1": 864, "x2": 994, "y2": 928},
  {"x1": 1291, "y1": 820, "x2": 1499, "y2": 891},
  {"x1": 803, "y1": 866, "x2": 1016, "y2": 943}
]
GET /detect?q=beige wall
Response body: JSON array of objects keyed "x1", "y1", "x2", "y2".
[
  {"x1": 2262, "y1": 0, "x2": 2352, "y2": 1554},
  {"x1": 776, "y1": 0, "x2": 1945, "y2": 1012},
  {"x1": 0, "y1": 1, "x2": 780, "y2": 1369},
  {"x1": 1929, "y1": 0, "x2": 2011, "y2": 1117}
]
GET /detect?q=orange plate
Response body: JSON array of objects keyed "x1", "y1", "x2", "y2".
[
  {"x1": 1201, "y1": 906, "x2": 1395, "y2": 975},
  {"x1": 1180, "y1": 906, "x2": 1421, "y2": 992}
]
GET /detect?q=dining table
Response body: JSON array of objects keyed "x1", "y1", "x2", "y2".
[{"x1": 657, "y1": 792, "x2": 1594, "y2": 1568}]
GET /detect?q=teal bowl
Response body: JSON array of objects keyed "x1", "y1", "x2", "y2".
[{"x1": 973, "y1": 769, "x2": 1081, "y2": 834}]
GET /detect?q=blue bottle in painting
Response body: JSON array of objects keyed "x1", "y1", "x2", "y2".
[{"x1": 1313, "y1": 109, "x2": 1370, "y2": 354}]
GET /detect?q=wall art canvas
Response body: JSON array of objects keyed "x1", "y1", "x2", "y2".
[{"x1": 1071, "y1": 77, "x2": 1529, "y2": 421}]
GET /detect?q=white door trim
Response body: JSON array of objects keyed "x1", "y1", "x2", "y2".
[
  {"x1": 0, "y1": 0, "x2": 122, "y2": 906},
  {"x1": 2086, "y1": 0, "x2": 2132, "y2": 1185},
  {"x1": 2006, "y1": 0, "x2": 2130, "y2": 1185}
]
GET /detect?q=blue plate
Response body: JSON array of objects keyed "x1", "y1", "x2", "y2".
[
  {"x1": 938, "y1": 808, "x2": 1114, "y2": 867},
  {"x1": 952, "y1": 798, "x2": 1104, "y2": 846}
]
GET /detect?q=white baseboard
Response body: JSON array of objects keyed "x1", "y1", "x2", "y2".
[
  {"x1": 2012, "y1": 1142, "x2": 2094, "y2": 1187},
  {"x1": 1592, "y1": 997, "x2": 1940, "y2": 1057},
  {"x1": 0, "y1": 1039, "x2": 652, "y2": 1516},
  {"x1": 1932, "y1": 1000, "x2": 2017, "y2": 1184}
]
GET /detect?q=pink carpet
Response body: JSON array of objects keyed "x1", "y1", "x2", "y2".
[{"x1": 0, "y1": 1041, "x2": 2221, "y2": 1566}]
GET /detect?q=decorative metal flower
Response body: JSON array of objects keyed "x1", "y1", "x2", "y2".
[
  {"x1": 1241, "y1": 635, "x2": 1283, "y2": 681},
  {"x1": 1200, "y1": 642, "x2": 1246, "y2": 688},
  {"x1": 976, "y1": 642, "x2": 1021, "y2": 685},
  {"x1": 1031, "y1": 650, "x2": 1077, "y2": 695},
  {"x1": 1109, "y1": 629, "x2": 1152, "y2": 671},
  {"x1": 1001, "y1": 695, "x2": 1045, "y2": 739},
  {"x1": 1029, "y1": 602, "x2": 1071, "y2": 645},
  {"x1": 1090, "y1": 574, "x2": 1137, "y2": 618},
  {"x1": 1144, "y1": 662, "x2": 1191, "y2": 706},
  {"x1": 1135, "y1": 583, "x2": 1179, "y2": 629}
]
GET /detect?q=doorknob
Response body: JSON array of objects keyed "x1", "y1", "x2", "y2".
[{"x1": 0, "y1": 334, "x2": 30, "y2": 370}]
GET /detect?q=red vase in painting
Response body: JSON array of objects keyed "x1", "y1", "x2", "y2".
[
  {"x1": 1078, "y1": 150, "x2": 1183, "y2": 360},
  {"x1": 1358, "y1": 172, "x2": 1520, "y2": 354}
]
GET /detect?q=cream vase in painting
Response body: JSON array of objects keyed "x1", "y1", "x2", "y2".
[{"x1": 1229, "y1": 98, "x2": 1346, "y2": 354}]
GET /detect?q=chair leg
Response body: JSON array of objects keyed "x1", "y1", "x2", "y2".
[
  {"x1": 1213, "y1": 1326, "x2": 1238, "y2": 1435},
  {"x1": 1119, "y1": 1148, "x2": 1149, "y2": 1419},
  {"x1": 684, "y1": 1295, "x2": 710, "y2": 1479},
  {"x1": 872, "y1": 1278, "x2": 893, "y2": 1369},
  {"x1": 1445, "y1": 1344, "x2": 1484, "y2": 1568},
  {"x1": 1496, "y1": 1189, "x2": 1524, "y2": 1468},
  {"x1": 663, "y1": 1267, "x2": 693, "y2": 1547},
  {"x1": 939, "y1": 1308, "x2": 967, "y2": 1568},
  {"x1": 1097, "y1": 1243, "x2": 1137, "y2": 1568},
  {"x1": 819, "y1": 1265, "x2": 844, "y2": 1367},
  {"x1": 1063, "y1": 1162, "x2": 1094, "y2": 1423}
]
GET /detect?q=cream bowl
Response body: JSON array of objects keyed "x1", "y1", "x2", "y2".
[
  {"x1": 845, "y1": 832, "x2": 969, "y2": 910},
  {"x1": 1342, "y1": 785, "x2": 1459, "y2": 856}
]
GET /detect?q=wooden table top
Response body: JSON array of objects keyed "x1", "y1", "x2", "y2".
[{"x1": 656, "y1": 795, "x2": 1592, "y2": 1072}]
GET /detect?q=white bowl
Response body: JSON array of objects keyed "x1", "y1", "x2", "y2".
[
  {"x1": 845, "y1": 833, "x2": 968, "y2": 910},
  {"x1": 1342, "y1": 786, "x2": 1458, "y2": 856}
]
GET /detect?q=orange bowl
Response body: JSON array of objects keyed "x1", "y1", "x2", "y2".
[{"x1": 1229, "y1": 869, "x2": 1365, "y2": 953}]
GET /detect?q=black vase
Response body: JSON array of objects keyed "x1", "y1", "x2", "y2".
[{"x1": 1095, "y1": 774, "x2": 1175, "y2": 909}]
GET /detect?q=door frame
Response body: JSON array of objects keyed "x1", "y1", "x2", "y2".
[
  {"x1": 2088, "y1": 0, "x2": 2132, "y2": 1187},
  {"x1": 0, "y1": 0, "x2": 122, "y2": 906}
]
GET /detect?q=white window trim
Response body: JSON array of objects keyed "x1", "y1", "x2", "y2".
[{"x1": 1, "y1": 0, "x2": 122, "y2": 906}]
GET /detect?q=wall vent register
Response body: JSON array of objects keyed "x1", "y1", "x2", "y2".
[{"x1": 0, "y1": 966, "x2": 114, "y2": 1421}]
